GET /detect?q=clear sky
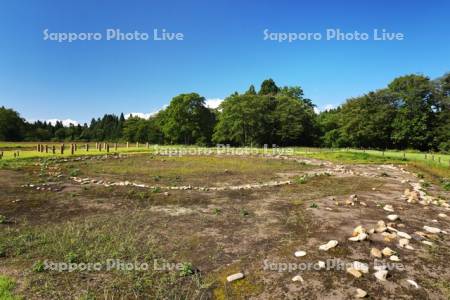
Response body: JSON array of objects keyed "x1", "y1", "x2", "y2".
[{"x1": 0, "y1": 0, "x2": 449, "y2": 124}]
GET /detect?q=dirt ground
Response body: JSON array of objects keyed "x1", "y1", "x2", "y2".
[{"x1": 0, "y1": 153, "x2": 449, "y2": 299}]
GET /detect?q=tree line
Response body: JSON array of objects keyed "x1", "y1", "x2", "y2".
[{"x1": 0, "y1": 72, "x2": 449, "y2": 152}]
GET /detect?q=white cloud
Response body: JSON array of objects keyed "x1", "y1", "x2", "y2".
[
  {"x1": 205, "y1": 98, "x2": 223, "y2": 109},
  {"x1": 125, "y1": 112, "x2": 154, "y2": 119},
  {"x1": 47, "y1": 118, "x2": 79, "y2": 126},
  {"x1": 125, "y1": 106, "x2": 167, "y2": 120},
  {"x1": 323, "y1": 104, "x2": 335, "y2": 111},
  {"x1": 314, "y1": 104, "x2": 336, "y2": 114}
]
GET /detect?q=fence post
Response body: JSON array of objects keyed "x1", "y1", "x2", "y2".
[
  {"x1": 61, "y1": 144, "x2": 65, "y2": 154},
  {"x1": 52, "y1": 145, "x2": 56, "y2": 154}
]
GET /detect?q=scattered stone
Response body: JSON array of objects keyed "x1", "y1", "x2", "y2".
[
  {"x1": 375, "y1": 220, "x2": 387, "y2": 233},
  {"x1": 352, "y1": 261, "x2": 369, "y2": 274},
  {"x1": 381, "y1": 247, "x2": 395, "y2": 257},
  {"x1": 382, "y1": 232, "x2": 397, "y2": 240},
  {"x1": 383, "y1": 205, "x2": 394, "y2": 212},
  {"x1": 355, "y1": 288, "x2": 367, "y2": 298},
  {"x1": 347, "y1": 267, "x2": 362, "y2": 278},
  {"x1": 292, "y1": 275, "x2": 304, "y2": 283},
  {"x1": 423, "y1": 226, "x2": 443, "y2": 234},
  {"x1": 422, "y1": 240, "x2": 433, "y2": 246},
  {"x1": 227, "y1": 272, "x2": 244, "y2": 282},
  {"x1": 294, "y1": 251, "x2": 307, "y2": 257},
  {"x1": 397, "y1": 231, "x2": 412, "y2": 239},
  {"x1": 349, "y1": 232, "x2": 368, "y2": 242},
  {"x1": 406, "y1": 279, "x2": 419, "y2": 289},
  {"x1": 387, "y1": 214, "x2": 399, "y2": 221},
  {"x1": 390, "y1": 255, "x2": 400, "y2": 262},
  {"x1": 398, "y1": 238, "x2": 410, "y2": 248},
  {"x1": 352, "y1": 225, "x2": 366, "y2": 236},
  {"x1": 371, "y1": 248, "x2": 382, "y2": 258},
  {"x1": 319, "y1": 240, "x2": 338, "y2": 251},
  {"x1": 374, "y1": 270, "x2": 388, "y2": 281}
]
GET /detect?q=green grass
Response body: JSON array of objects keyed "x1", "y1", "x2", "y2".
[
  {"x1": 0, "y1": 276, "x2": 21, "y2": 300},
  {"x1": 301, "y1": 151, "x2": 405, "y2": 164},
  {"x1": 0, "y1": 212, "x2": 205, "y2": 298}
]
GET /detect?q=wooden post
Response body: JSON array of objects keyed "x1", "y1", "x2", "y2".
[
  {"x1": 70, "y1": 144, "x2": 74, "y2": 155},
  {"x1": 115, "y1": 143, "x2": 118, "y2": 151},
  {"x1": 99, "y1": 143, "x2": 102, "y2": 152},
  {"x1": 86, "y1": 144, "x2": 89, "y2": 151},
  {"x1": 106, "y1": 144, "x2": 110, "y2": 153},
  {"x1": 45, "y1": 145, "x2": 48, "y2": 153},
  {"x1": 126, "y1": 142, "x2": 129, "y2": 148},
  {"x1": 146, "y1": 142, "x2": 149, "y2": 149},
  {"x1": 136, "y1": 142, "x2": 139, "y2": 148},
  {"x1": 52, "y1": 145, "x2": 56, "y2": 154},
  {"x1": 61, "y1": 144, "x2": 65, "y2": 154}
]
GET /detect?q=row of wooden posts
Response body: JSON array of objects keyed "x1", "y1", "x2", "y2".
[{"x1": 35, "y1": 142, "x2": 151, "y2": 155}]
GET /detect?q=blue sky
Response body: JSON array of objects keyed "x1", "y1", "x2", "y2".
[{"x1": 0, "y1": 0, "x2": 449, "y2": 124}]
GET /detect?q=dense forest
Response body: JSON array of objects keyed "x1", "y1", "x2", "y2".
[{"x1": 1, "y1": 73, "x2": 449, "y2": 152}]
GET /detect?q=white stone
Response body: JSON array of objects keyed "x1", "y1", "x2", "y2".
[
  {"x1": 347, "y1": 267, "x2": 362, "y2": 278},
  {"x1": 383, "y1": 205, "x2": 395, "y2": 212},
  {"x1": 406, "y1": 279, "x2": 419, "y2": 289},
  {"x1": 387, "y1": 214, "x2": 399, "y2": 221},
  {"x1": 349, "y1": 232, "x2": 368, "y2": 242},
  {"x1": 292, "y1": 275, "x2": 304, "y2": 283},
  {"x1": 382, "y1": 247, "x2": 395, "y2": 257},
  {"x1": 438, "y1": 213, "x2": 447, "y2": 218},
  {"x1": 423, "y1": 226, "x2": 441, "y2": 234},
  {"x1": 319, "y1": 240, "x2": 338, "y2": 251},
  {"x1": 227, "y1": 273, "x2": 244, "y2": 282},
  {"x1": 398, "y1": 238, "x2": 410, "y2": 248},
  {"x1": 294, "y1": 251, "x2": 307, "y2": 257},
  {"x1": 374, "y1": 270, "x2": 388, "y2": 281},
  {"x1": 352, "y1": 261, "x2": 369, "y2": 274},
  {"x1": 397, "y1": 231, "x2": 412, "y2": 239},
  {"x1": 422, "y1": 240, "x2": 433, "y2": 246},
  {"x1": 355, "y1": 288, "x2": 367, "y2": 298},
  {"x1": 389, "y1": 255, "x2": 400, "y2": 262}
]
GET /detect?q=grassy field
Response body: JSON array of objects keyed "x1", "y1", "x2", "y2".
[{"x1": 1, "y1": 142, "x2": 449, "y2": 298}]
